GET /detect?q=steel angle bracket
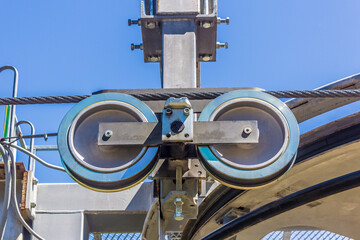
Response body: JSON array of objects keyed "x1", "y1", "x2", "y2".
[{"x1": 98, "y1": 120, "x2": 259, "y2": 146}]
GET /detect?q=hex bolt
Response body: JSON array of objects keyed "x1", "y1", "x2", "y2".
[
  {"x1": 216, "y1": 42, "x2": 228, "y2": 49},
  {"x1": 33, "y1": 178, "x2": 38, "y2": 185},
  {"x1": 165, "y1": 108, "x2": 172, "y2": 115},
  {"x1": 148, "y1": 56, "x2": 160, "y2": 62},
  {"x1": 30, "y1": 202, "x2": 37, "y2": 208},
  {"x1": 201, "y1": 21, "x2": 212, "y2": 29},
  {"x1": 183, "y1": 108, "x2": 190, "y2": 116},
  {"x1": 131, "y1": 43, "x2": 143, "y2": 51},
  {"x1": 128, "y1": 19, "x2": 141, "y2": 26},
  {"x1": 201, "y1": 55, "x2": 212, "y2": 62},
  {"x1": 104, "y1": 130, "x2": 113, "y2": 138},
  {"x1": 217, "y1": 17, "x2": 230, "y2": 25},
  {"x1": 243, "y1": 127, "x2": 252, "y2": 135},
  {"x1": 146, "y1": 22, "x2": 156, "y2": 29},
  {"x1": 174, "y1": 198, "x2": 184, "y2": 221}
]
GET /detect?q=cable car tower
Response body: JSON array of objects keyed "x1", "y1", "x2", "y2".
[
  {"x1": 1, "y1": 1, "x2": 360, "y2": 240},
  {"x1": 56, "y1": 0, "x2": 299, "y2": 238}
]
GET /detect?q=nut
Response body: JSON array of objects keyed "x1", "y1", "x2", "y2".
[
  {"x1": 243, "y1": 127, "x2": 252, "y2": 135},
  {"x1": 104, "y1": 130, "x2": 113, "y2": 138},
  {"x1": 165, "y1": 108, "x2": 172, "y2": 115},
  {"x1": 184, "y1": 108, "x2": 190, "y2": 116}
]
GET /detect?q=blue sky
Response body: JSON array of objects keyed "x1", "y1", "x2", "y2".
[{"x1": 0, "y1": 0, "x2": 359, "y2": 183}]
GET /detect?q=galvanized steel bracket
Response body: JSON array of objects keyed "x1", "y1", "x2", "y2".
[
  {"x1": 162, "y1": 97, "x2": 194, "y2": 142},
  {"x1": 97, "y1": 120, "x2": 259, "y2": 146}
]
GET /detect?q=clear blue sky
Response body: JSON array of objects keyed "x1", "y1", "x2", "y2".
[{"x1": 0, "y1": 0, "x2": 359, "y2": 183}]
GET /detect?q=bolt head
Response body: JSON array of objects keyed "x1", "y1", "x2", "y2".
[
  {"x1": 174, "y1": 198, "x2": 183, "y2": 204},
  {"x1": 149, "y1": 56, "x2": 160, "y2": 62},
  {"x1": 171, "y1": 120, "x2": 185, "y2": 134},
  {"x1": 202, "y1": 21, "x2": 212, "y2": 29},
  {"x1": 184, "y1": 108, "x2": 190, "y2": 116},
  {"x1": 30, "y1": 202, "x2": 37, "y2": 208},
  {"x1": 165, "y1": 108, "x2": 172, "y2": 115},
  {"x1": 104, "y1": 130, "x2": 113, "y2": 138},
  {"x1": 33, "y1": 178, "x2": 38, "y2": 185},
  {"x1": 202, "y1": 55, "x2": 212, "y2": 62},
  {"x1": 146, "y1": 22, "x2": 156, "y2": 29},
  {"x1": 243, "y1": 127, "x2": 252, "y2": 135},
  {"x1": 174, "y1": 212, "x2": 184, "y2": 221}
]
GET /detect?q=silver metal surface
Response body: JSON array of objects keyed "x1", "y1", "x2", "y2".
[
  {"x1": 24, "y1": 170, "x2": 38, "y2": 220},
  {"x1": 162, "y1": 97, "x2": 194, "y2": 142},
  {"x1": 97, "y1": 121, "x2": 259, "y2": 146},
  {"x1": 99, "y1": 122, "x2": 158, "y2": 145},
  {"x1": 208, "y1": 98, "x2": 289, "y2": 170},
  {"x1": 157, "y1": 0, "x2": 200, "y2": 15},
  {"x1": 162, "y1": 21, "x2": 197, "y2": 88},
  {"x1": 68, "y1": 100, "x2": 147, "y2": 173}
]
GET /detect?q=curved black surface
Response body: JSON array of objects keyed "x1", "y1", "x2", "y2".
[{"x1": 182, "y1": 112, "x2": 360, "y2": 240}]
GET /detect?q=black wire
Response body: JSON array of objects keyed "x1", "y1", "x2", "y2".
[{"x1": 201, "y1": 170, "x2": 360, "y2": 240}]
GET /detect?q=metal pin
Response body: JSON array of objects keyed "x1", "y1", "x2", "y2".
[
  {"x1": 201, "y1": 21, "x2": 212, "y2": 29},
  {"x1": 217, "y1": 17, "x2": 230, "y2": 25},
  {"x1": 216, "y1": 42, "x2": 228, "y2": 49},
  {"x1": 131, "y1": 44, "x2": 143, "y2": 51},
  {"x1": 174, "y1": 166, "x2": 184, "y2": 221},
  {"x1": 243, "y1": 127, "x2": 252, "y2": 135},
  {"x1": 174, "y1": 198, "x2": 184, "y2": 221},
  {"x1": 104, "y1": 130, "x2": 113, "y2": 138},
  {"x1": 128, "y1": 19, "x2": 141, "y2": 26}
]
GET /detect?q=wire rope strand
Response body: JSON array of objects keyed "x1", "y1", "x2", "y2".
[{"x1": 0, "y1": 90, "x2": 358, "y2": 106}]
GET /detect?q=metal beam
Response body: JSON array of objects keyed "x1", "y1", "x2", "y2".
[
  {"x1": 162, "y1": 21, "x2": 197, "y2": 88},
  {"x1": 98, "y1": 121, "x2": 259, "y2": 146}
]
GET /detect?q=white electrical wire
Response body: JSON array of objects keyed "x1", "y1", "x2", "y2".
[
  {"x1": 0, "y1": 145, "x2": 11, "y2": 240},
  {"x1": 4, "y1": 146, "x2": 46, "y2": 240},
  {"x1": 2, "y1": 142, "x2": 65, "y2": 172}
]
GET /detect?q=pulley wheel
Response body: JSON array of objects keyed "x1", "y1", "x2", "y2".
[
  {"x1": 197, "y1": 90, "x2": 299, "y2": 188},
  {"x1": 58, "y1": 93, "x2": 159, "y2": 192}
]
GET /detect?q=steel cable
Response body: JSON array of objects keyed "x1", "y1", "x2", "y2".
[{"x1": 0, "y1": 90, "x2": 358, "y2": 106}]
